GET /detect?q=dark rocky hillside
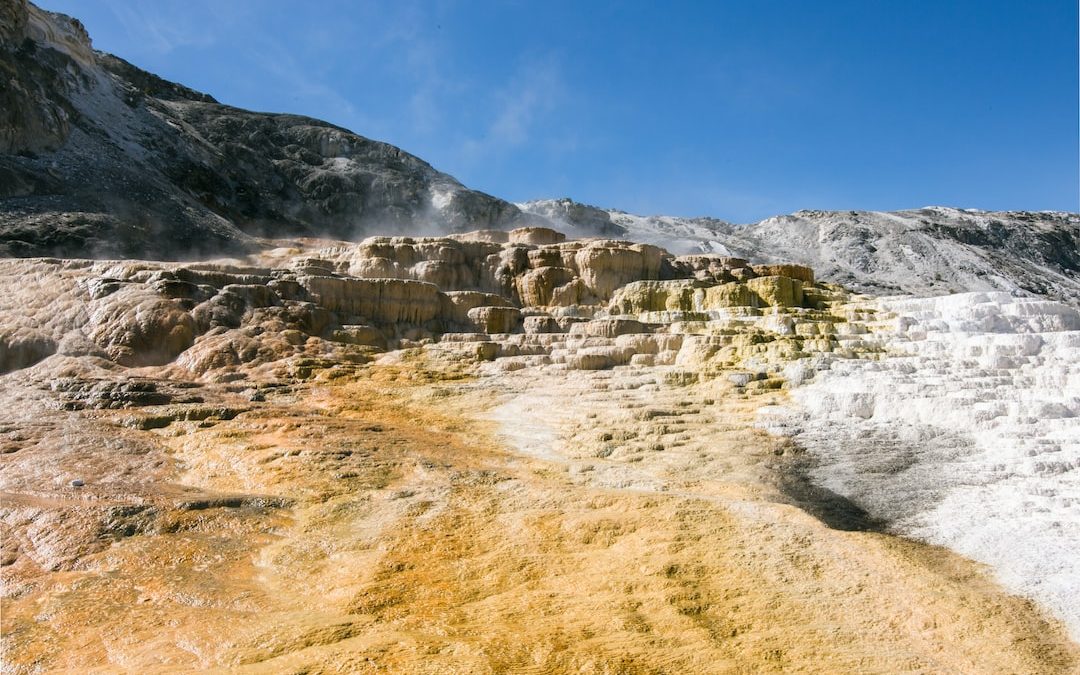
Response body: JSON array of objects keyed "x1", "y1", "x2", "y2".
[{"x1": 0, "y1": 0, "x2": 525, "y2": 259}]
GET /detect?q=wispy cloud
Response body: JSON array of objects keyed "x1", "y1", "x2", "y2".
[
  {"x1": 360, "y1": 1, "x2": 466, "y2": 139},
  {"x1": 104, "y1": 0, "x2": 222, "y2": 55},
  {"x1": 461, "y1": 57, "x2": 566, "y2": 160},
  {"x1": 245, "y1": 38, "x2": 360, "y2": 122}
]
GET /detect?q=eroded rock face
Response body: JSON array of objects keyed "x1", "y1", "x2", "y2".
[
  {"x1": 297, "y1": 276, "x2": 441, "y2": 325},
  {"x1": 0, "y1": 0, "x2": 29, "y2": 43},
  {"x1": 516, "y1": 266, "x2": 577, "y2": 307},
  {"x1": 0, "y1": 326, "x2": 55, "y2": 372},
  {"x1": 0, "y1": 226, "x2": 842, "y2": 383},
  {"x1": 0, "y1": 1, "x2": 80, "y2": 157},
  {"x1": 86, "y1": 287, "x2": 197, "y2": 366},
  {"x1": 752, "y1": 263, "x2": 815, "y2": 284},
  {"x1": 746, "y1": 275, "x2": 804, "y2": 308},
  {"x1": 573, "y1": 241, "x2": 664, "y2": 299}
]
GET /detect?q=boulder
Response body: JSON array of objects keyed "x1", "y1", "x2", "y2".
[
  {"x1": 468, "y1": 306, "x2": 522, "y2": 334},
  {"x1": 297, "y1": 275, "x2": 441, "y2": 324},
  {"x1": 509, "y1": 227, "x2": 566, "y2": 245},
  {"x1": 523, "y1": 315, "x2": 562, "y2": 334},
  {"x1": 747, "y1": 276, "x2": 804, "y2": 308}
]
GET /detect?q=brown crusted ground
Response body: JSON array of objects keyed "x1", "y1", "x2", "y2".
[{"x1": 2, "y1": 355, "x2": 1078, "y2": 674}]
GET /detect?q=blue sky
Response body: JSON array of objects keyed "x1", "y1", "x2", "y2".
[{"x1": 41, "y1": 0, "x2": 1080, "y2": 222}]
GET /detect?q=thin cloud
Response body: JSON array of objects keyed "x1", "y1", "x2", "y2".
[
  {"x1": 104, "y1": 0, "x2": 221, "y2": 55},
  {"x1": 462, "y1": 57, "x2": 566, "y2": 160}
]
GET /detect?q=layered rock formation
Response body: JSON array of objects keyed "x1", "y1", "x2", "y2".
[
  {"x1": 3, "y1": 0, "x2": 1076, "y2": 309},
  {"x1": 0, "y1": 227, "x2": 833, "y2": 383},
  {"x1": 2, "y1": 224, "x2": 1079, "y2": 671}
]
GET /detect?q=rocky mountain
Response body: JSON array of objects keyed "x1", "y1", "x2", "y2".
[
  {"x1": 3, "y1": 0, "x2": 1076, "y2": 305},
  {"x1": 519, "y1": 199, "x2": 1080, "y2": 305},
  {"x1": 0, "y1": 0, "x2": 525, "y2": 259}
]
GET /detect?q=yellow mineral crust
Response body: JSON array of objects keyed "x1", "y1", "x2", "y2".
[
  {"x1": 0, "y1": 236, "x2": 1076, "y2": 673},
  {"x1": 2, "y1": 355, "x2": 1076, "y2": 674}
]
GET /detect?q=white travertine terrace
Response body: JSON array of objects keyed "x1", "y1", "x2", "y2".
[{"x1": 757, "y1": 292, "x2": 1080, "y2": 638}]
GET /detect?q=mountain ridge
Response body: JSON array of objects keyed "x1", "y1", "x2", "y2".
[
  {"x1": 2, "y1": 0, "x2": 1077, "y2": 304},
  {"x1": 518, "y1": 198, "x2": 1080, "y2": 305}
]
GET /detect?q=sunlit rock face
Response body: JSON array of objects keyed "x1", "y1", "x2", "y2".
[{"x1": 0, "y1": 229, "x2": 838, "y2": 384}]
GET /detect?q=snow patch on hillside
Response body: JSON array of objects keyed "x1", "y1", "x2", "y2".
[{"x1": 517, "y1": 198, "x2": 737, "y2": 254}]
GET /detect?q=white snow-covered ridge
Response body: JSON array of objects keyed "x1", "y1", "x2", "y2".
[
  {"x1": 516, "y1": 198, "x2": 737, "y2": 255},
  {"x1": 517, "y1": 199, "x2": 1080, "y2": 305},
  {"x1": 759, "y1": 291, "x2": 1080, "y2": 638}
]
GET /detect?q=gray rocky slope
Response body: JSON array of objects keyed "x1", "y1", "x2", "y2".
[
  {"x1": 519, "y1": 199, "x2": 1080, "y2": 306},
  {"x1": 0, "y1": 0, "x2": 525, "y2": 259},
  {"x1": 2, "y1": 0, "x2": 1077, "y2": 303}
]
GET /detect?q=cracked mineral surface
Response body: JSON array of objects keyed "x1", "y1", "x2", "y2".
[{"x1": 1, "y1": 226, "x2": 1078, "y2": 673}]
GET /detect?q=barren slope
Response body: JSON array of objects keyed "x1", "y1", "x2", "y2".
[
  {"x1": 0, "y1": 0, "x2": 525, "y2": 259},
  {"x1": 519, "y1": 199, "x2": 1080, "y2": 305},
  {"x1": 1, "y1": 226, "x2": 1077, "y2": 672}
]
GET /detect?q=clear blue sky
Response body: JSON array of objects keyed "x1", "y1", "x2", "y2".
[{"x1": 40, "y1": 0, "x2": 1080, "y2": 222}]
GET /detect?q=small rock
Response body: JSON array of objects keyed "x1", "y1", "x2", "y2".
[{"x1": 70, "y1": 479, "x2": 85, "y2": 487}]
